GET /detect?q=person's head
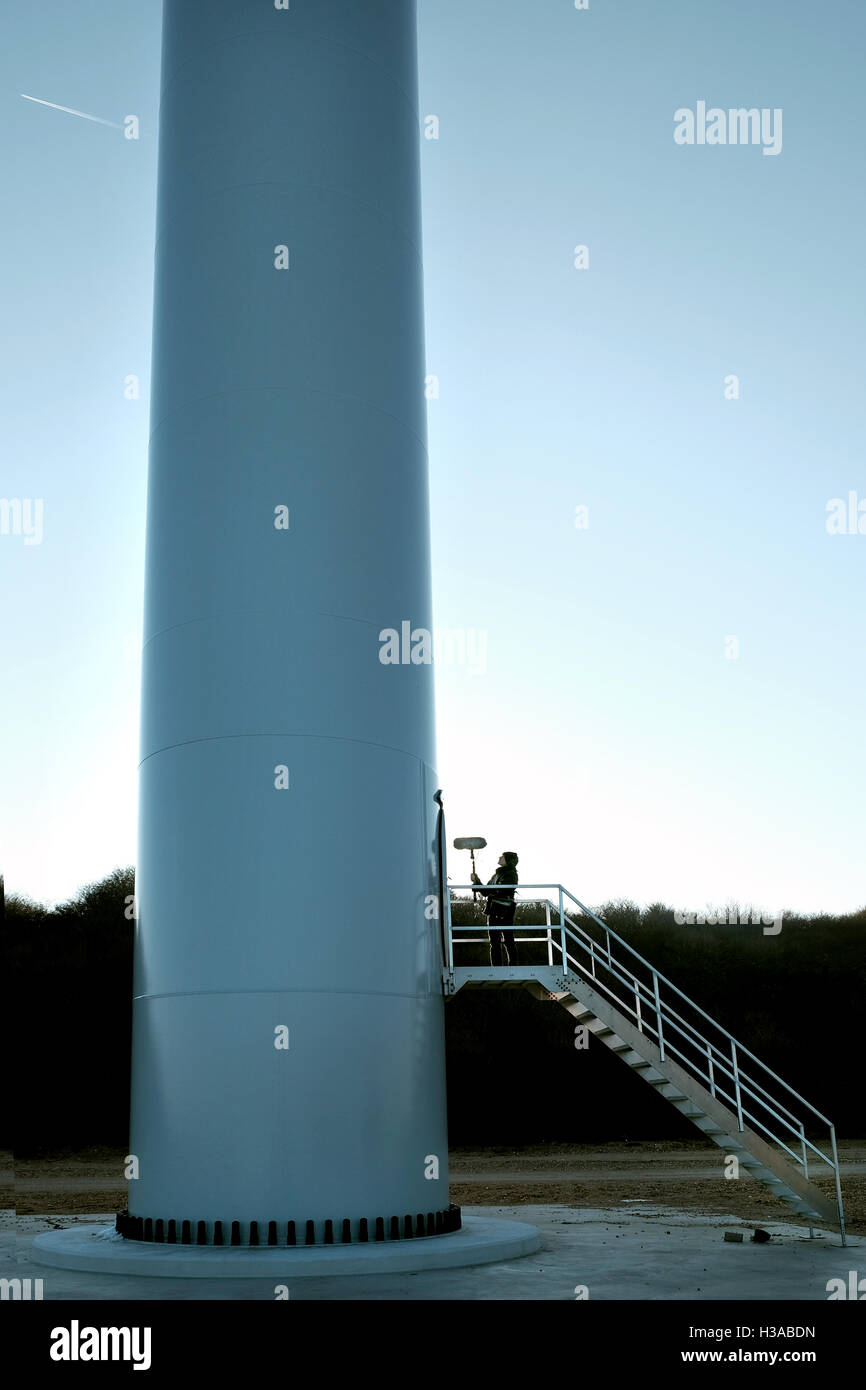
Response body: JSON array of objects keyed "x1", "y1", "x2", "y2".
[{"x1": 501, "y1": 851, "x2": 518, "y2": 869}]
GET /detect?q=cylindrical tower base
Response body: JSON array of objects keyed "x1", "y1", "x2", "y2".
[{"x1": 33, "y1": 1218, "x2": 541, "y2": 1279}]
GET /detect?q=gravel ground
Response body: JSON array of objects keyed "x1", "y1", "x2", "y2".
[
  {"x1": 4, "y1": 1140, "x2": 863, "y2": 1236},
  {"x1": 448, "y1": 1141, "x2": 865, "y2": 1235}
]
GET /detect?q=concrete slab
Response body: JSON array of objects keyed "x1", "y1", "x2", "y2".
[
  {"x1": 7, "y1": 1204, "x2": 863, "y2": 1300},
  {"x1": 30, "y1": 1215, "x2": 540, "y2": 1278}
]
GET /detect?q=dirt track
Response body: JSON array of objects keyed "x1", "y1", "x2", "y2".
[
  {"x1": 448, "y1": 1142, "x2": 866, "y2": 1235},
  {"x1": 5, "y1": 1141, "x2": 864, "y2": 1235}
]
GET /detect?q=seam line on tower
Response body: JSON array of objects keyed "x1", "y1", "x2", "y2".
[
  {"x1": 138, "y1": 731, "x2": 434, "y2": 769},
  {"x1": 133, "y1": 986, "x2": 434, "y2": 1003}
]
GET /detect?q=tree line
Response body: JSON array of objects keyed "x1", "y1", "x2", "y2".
[{"x1": 4, "y1": 870, "x2": 863, "y2": 1153}]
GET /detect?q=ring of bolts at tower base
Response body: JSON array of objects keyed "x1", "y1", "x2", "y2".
[{"x1": 115, "y1": 1205, "x2": 462, "y2": 1246}]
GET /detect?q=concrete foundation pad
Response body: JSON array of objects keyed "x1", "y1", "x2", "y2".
[
  {"x1": 15, "y1": 1205, "x2": 863, "y2": 1299},
  {"x1": 31, "y1": 1215, "x2": 541, "y2": 1278}
]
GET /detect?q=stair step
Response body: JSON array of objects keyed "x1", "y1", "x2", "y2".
[
  {"x1": 621, "y1": 1051, "x2": 654, "y2": 1068},
  {"x1": 656, "y1": 1086, "x2": 686, "y2": 1102},
  {"x1": 519, "y1": 944, "x2": 843, "y2": 1239}
]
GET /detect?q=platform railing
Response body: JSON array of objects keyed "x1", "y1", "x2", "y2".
[{"x1": 446, "y1": 882, "x2": 845, "y2": 1240}]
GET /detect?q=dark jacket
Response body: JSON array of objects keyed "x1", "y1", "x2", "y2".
[{"x1": 476, "y1": 854, "x2": 518, "y2": 913}]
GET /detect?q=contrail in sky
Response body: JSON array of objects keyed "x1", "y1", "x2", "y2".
[{"x1": 20, "y1": 94, "x2": 122, "y2": 128}]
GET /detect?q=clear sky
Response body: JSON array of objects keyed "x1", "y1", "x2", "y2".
[{"x1": 2, "y1": 0, "x2": 864, "y2": 917}]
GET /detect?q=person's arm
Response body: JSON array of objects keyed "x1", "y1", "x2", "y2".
[
  {"x1": 477, "y1": 871, "x2": 507, "y2": 899},
  {"x1": 471, "y1": 870, "x2": 496, "y2": 897}
]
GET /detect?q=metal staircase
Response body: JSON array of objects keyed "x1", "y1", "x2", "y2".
[{"x1": 443, "y1": 883, "x2": 846, "y2": 1244}]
